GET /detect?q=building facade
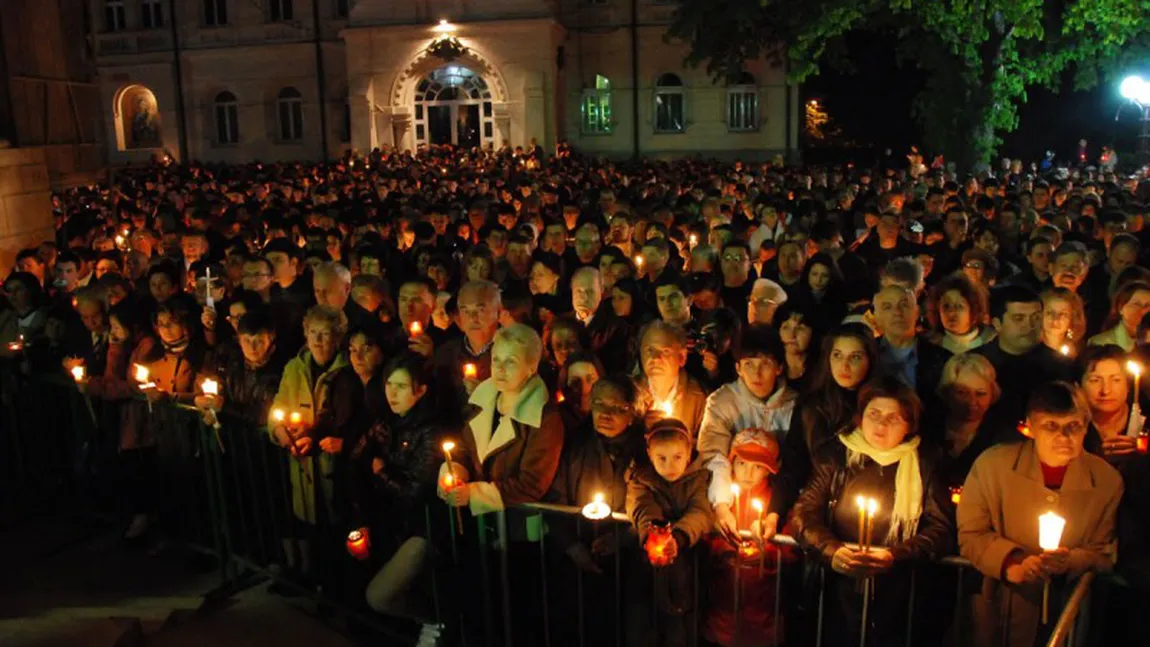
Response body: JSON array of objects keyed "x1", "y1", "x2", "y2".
[{"x1": 90, "y1": 0, "x2": 799, "y2": 164}]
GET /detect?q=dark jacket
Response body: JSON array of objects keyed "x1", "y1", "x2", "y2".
[
  {"x1": 769, "y1": 390, "x2": 859, "y2": 519},
  {"x1": 625, "y1": 458, "x2": 713, "y2": 547},
  {"x1": 211, "y1": 342, "x2": 291, "y2": 425},
  {"x1": 547, "y1": 425, "x2": 646, "y2": 551},
  {"x1": 792, "y1": 438, "x2": 955, "y2": 642},
  {"x1": 348, "y1": 397, "x2": 449, "y2": 545}
]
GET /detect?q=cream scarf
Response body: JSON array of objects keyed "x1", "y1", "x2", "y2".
[{"x1": 839, "y1": 429, "x2": 923, "y2": 544}]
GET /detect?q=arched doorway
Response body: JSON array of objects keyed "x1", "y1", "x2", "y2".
[{"x1": 413, "y1": 65, "x2": 494, "y2": 149}]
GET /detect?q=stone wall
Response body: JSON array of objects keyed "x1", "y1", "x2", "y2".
[{"x1": 0, "y1": 147, "x2": 52, "y2": 271}]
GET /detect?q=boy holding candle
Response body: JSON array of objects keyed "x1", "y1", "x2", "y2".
[
  {"x1": 625, "y1": 418, "x2": 713, "y2": 647},
  {"x1": 702, "y1": 429, "x2": 796, "y2": 647}
]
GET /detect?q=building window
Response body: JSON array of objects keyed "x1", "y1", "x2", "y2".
[
  {"x1": 268, "y1": 0, "x2": 293, "y2": 21},
  {"x1": 215, "y1": 91, "x2": 240, "y2": 145},
  {"x1": 727, "y1": 72, "x2": 759, "y2": 132},
  {"x1": 104, "y1": 0, "x2": 126, "y2": 32},
  {"x1": 277, "y1": 87, "x2": 304, "y2": 141},
  {"x1": 335, "y1": 0, "x2": 349, "y2": 18},
  {"x1": 140, "y1": 0, "x2": 163, "y2": 28},
  {"x1": 204, "y1": 0, "x2": 227, "y2": 26},
  {"x1": 580, "y1": 75, "x2": 613, "y2": 135},
  {"x1": 654, "y1": 73, "x2": 685, "y2": 133}
]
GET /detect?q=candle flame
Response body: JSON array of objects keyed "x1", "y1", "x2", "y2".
[
  {"x1": 582, "y1": 492, "x2": 612, "y2": 520},
  {"x1": 1127, "y1": 360, "x2": 1143, "y2": 377},
  {"x1": 442, "y1": 441, "x2": 455, "y2": 453},
  {"x1": 1059, "y1": 344, "x2": 1071, "y2": 356},
  {"x1": 71, "y1": 366, "x2": 85, "y2": 381},
  {"x1": 272, "y1": 408, "x2": 285, "y2": 422},
  {"x1": 634, "y1": 255, "x2": 644, "y2": 268},
  {"x1": 657, "y1": 400, "x2": 673, "y2": 416},
  {"x1": 689, "y1": 234, "x2": 698, "y2": 246},
  {"x1": 409, "y1": 321, "x2": 423, "y2": 336},
  {"x1": 201, "y1": 378, "x2": 219, "y2": 396},
  {"x1": 134, "y1": 364, "x2": 149, "y2": 383},
  {"x1": 867, "y1": 498, "x2": 878, "y2": 516},
  {"x1": 443, "y1": 473, "x2": 455, "y2": 487},
  {"x1": 593, "y1": 492, "x2": 605, "y2": 504},
  {"x1": 856, "y1": 495, "x2": 866, "y2": 511},
  {"x1": 730, "y1": 483, "x2": 740, "y2": 497},
  {"x1": 556, "y1": 390, "x2": 566, "y2": 403},
  {"x1": 1038, "y1": 511, "x2": 1066, "y2": 551},
  {"x1": 751, "y1": 498, "x2": 764, "y2": 513},
  {"x1": 289, "y1": 411, "x2": 302, "y2": 425},
  {"x1": 463, "y1": 363, "x2": 477, "y2": 378},
  {"x1": 950, "y1": 488, "x2": 962, "y2": 505}
]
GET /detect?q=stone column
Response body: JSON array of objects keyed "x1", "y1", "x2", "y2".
[
  {"x1": 492, "y1": 102, "x2": 511, "y2": 148},
  {"x1": 390, "y1": 109, "x2": 413, "y2": 152}
]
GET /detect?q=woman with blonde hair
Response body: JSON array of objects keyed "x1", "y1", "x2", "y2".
[
  {"x1": 1039, "y1": 288, "x2": 1087, "y2": 357},
  {"x1": 926, "y1": 353, "x2": 1013, "y2": 490}
]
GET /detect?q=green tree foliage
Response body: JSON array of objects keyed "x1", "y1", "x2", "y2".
[{"x1": 668, "y1": 0, "x2": 1150, "y2": 169}]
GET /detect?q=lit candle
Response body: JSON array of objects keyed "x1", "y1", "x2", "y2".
[
  {"x1": 8, "y1": 334, "x2": 24, "y2": 351},
  {"x1": 1017, "y1": 420, "x2": 1032, "y2": 438},
  {"x1": 204, "y1": 267, "x2": 214, "y2": 309},
  {"x1": 634, "y1": 255, "x2": 644, "y2": 270},
  {"x1": 1038, "y1": 511, "x2": 1066, "y2": 624},
  {"x1": 751, "y1": 497, "x2": 766, "y2": 574},
  {"x1": 71, "y1": 365, "x2": 86, "y2": 382},
  {"x1": 289, "y1": 411, "x2": 302, "y2": 427},
  {"x1": 1138, "y1": 433, "x2": 1149, "y2": 454},
  {"x1": 201, "y1": 378, "x2": 219, "y2": 396},
  {"x1": 463, "y1": 363, "x2": 477, "y2": 379},
  {"x1": 581, "y1": 492, "x2": 612, "y2": 521},
  {"x1": 134, "y1": 364, "x2": 149, "y2": 384},
  {"x1": 1127, "y1": 360, "x2": 1142, "y2": 415},
  {"x1": 1059, "y1": 344, "x2": 1071, "y2": 356},
  {"x1": 730, "y1": 484, "x2": 741, "y2": 529},
  {"x1": 409, "y1": 321, "x2": 423, "y2": 336},
  {"x1": 856, "y1": 496, "x2": 867, "y2": 551},
  {"x1": 346, "y1": 529, "x2": 371, "y2": 560},
  {"x1": 442, "y1": 440, "x2": 455, "y2": 466},
  {"x1": 950, "y1": 486, "x2": 962, "y2": 505},
  {"x1": 556, "y1": 390, "x2": 566, "y2": 404},
  {"x1": 865, "y1": 498, "x2": 878, "y2": 551},
  {"x1": 272, "y1": 408, "x2": 286, "y2": 423},
  {"x1": 115, "y1": 234, "x2": 125, "y2": 247},
  {"x1": 656, "y1": 400, "x2": 674, "y2": 417},
  {"x1": 689, "y1": 234, "x2": 698, "y2": 247}
]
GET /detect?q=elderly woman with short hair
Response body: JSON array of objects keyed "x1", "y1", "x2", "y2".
[
  {"x1": 958, "y1": 381, "x2": 1123, "y2": 647},
  {"x1": 926, "y1": 352, "x2": 1014, "y2": 489},
  {"x1": 268, "y1": 305, "x2": 350, "y2": 581},
  {"x1": 440, "y1": 323, "x2": 565, "y2": 515}
]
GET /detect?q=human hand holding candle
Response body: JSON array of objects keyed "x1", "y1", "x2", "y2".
[
  {"x1": 346, "y1": 528, "x2": 371, "y2": 561},
  {"x1": 407, "y1": 321, "x2": 434, "y2": 357},
  {"x1": 1038, "y1": 511, "x2": 1067, "y2": 624}
]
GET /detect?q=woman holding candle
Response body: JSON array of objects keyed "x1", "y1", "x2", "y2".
[
  {"x1": 1079, "y1": 345, "x2": 1142, "y2": 461},
  {"x1": 347, "y1": 352, "x2": 448, "y2": 641},
  {"x1": 792, "y1": 377, "x2": 955, "y2": 646},
  {"x1": 1039, "y1": 288, "x2": 1086, "y2": 358},
  {"x1": 0, "y1": 272, "x2": 48, "y2": 359},
  {"x1": 268, "y1": 305, "x2": 350, "y2": 585},
  {"x1": 957, "y1": 381, "x2": 1122, "y2": 647}
]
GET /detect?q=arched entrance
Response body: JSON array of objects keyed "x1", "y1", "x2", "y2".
[{"x1": 413, "y1": 65, "x2": 494, "y2": 149}]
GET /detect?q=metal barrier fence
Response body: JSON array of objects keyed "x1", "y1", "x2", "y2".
[{"x1": 0, "y1": 365, "x2": 1100, "y2": 647}]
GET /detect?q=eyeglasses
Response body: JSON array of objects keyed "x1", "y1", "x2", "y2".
[
  {"x1": 1036, "y1": 420, "x2": 1086, "y2": 436},
  {"x1": 865, "y1": 409, "x2": 907, "y2": 428}
]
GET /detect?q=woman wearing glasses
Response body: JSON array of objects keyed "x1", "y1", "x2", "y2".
[
  {"x1": 958, "y1": 381, "x2": 1121, "y2": 647},
  {"x1": 792, "y1": 376, "x2": 954, "y2": 645}
]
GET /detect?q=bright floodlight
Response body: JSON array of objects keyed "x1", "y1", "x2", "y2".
[{"x1": 1120, "y1": 75, "x2": 1150, "y2": 104}]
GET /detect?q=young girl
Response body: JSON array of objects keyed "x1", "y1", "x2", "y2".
[{"x1": 703, "y1": 429, "x2": 796, "y2": 647}]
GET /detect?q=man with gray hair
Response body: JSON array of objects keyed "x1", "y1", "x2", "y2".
[
  {"x1": 747, "y1": 277, "x2": 787, "y2": 326},
  {"x1": 570, "y1": 266, "x2": 630, "y2": 374},
  {"x1": 314, "y1": 261, "x2": 374, "y2": 330},
  {"x1": 433, "y1": 280, "x2": 503, "y2": 422}
]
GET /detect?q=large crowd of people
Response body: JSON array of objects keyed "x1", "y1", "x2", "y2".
[{"x1": 2, "y1": 144, "x2": 1150, "y2": 646}]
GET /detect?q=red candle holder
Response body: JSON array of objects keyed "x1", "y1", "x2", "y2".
[
  {"x1": 644, "y1": 521, "x2": 675, "y2": 567},
  {"x1": 1138, "y1": 433, "x2": 1149, "y2": 454},
  {"x1": 1016, "y1": 421, "x2": 1032, "y2": 438},
  {"x1": 949, "y1": 486, "x2": 962, "y2": 505},
  {"x1": 346, "y1": 528, "x2": 371, "y2": 560}
]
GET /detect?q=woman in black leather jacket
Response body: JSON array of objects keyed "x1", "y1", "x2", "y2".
[
  {"x1": 792, "y1": 376, "x2": 954, "y2": 646},
  {"x1": 348, "y1": 351, "x2": 447, "y2": 625}
]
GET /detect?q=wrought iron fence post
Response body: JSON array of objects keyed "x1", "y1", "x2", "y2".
[
  {"x1": 816, "y1": 565, "x2": 826, "y2": 647},
  {"x1": 905, "y1": 568, "x2": 917, "y2": 647},
  {"x1": 496, "y1": 509, "x2": 514, "y2": 647}
]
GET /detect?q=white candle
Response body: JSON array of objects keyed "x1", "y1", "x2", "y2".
[
  {"x1": 1038, "y1": 511, "x2": 1066, "y2": 551},
  {"x1": 201, "y1": 378, "x2": 219, "y2": 396}
]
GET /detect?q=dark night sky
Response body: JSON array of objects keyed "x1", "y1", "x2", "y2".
[{"x1": 800, "y1": 32, "x2": 1146, "y2": 165}]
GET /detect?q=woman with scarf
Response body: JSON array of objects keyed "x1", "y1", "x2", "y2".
[
  {"x1": 792, "y1": 376, "x2": 955, "y2": 645},
  {"x1": 85, "y1": 299, "x2": 206, "y2": 542},
  {"x1": 348, "y1": 352, "x2": 447, "y2": 645}
]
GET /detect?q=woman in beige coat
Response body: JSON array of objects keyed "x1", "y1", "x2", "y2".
[{"x1": 957, "y1": 381, "x2": 1123, "y2": 647}]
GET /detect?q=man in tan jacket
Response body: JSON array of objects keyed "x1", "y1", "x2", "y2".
[{"x1": 958, "y1": 381, "x2": 1122, "y2": 647}]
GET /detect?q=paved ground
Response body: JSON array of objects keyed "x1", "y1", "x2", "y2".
[{"x1": 0, "y1": 515, "x2": 370, "y2": 647}]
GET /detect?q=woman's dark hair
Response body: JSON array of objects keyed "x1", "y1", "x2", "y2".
[
  {"x1": 345, "y1": 325, "x2": 384, "y2": 351},
  {"x1": 227, "y1": 288, "x2": 265, "y2": 314},
  {"x1": 1026, "y1": 381, "x2": 1090, "y2": 424},
  {"x1": 1104, "y1": 281, "x2": 1150, "y2": 331},
  {"x1": 108, "y1": 297, "x2": 148, "y2": 339},
  {"x1": 854, "y1": 375, "x2": 923, "y2": 438},
  {"x1": 799, "y1": 252, "x2": 844, "y2": 291},
  {"x1": 773, "y1": 301, "x2": 825, "y2": 358},
  {"x1": 153, "y1": 299, "x2": 193, "y2": 327},
  {"x1": 610, "y1": 277, "x2": 649, "y2": 322},
  {"x1": 146, "y1": 260, "x2": 180, "y2": 286},
  {"x1": 923, "y1": 271, "x2": 989, "y2": 337},
  {"x1": 2, "y1": 271, "x2": 46, "y2": 309},
  {"x1": 382, "y1": 351, "x2": 433, "y2": 391},
  {"x1": 1076, "y1": 344, "x2": 1130, "y2": 387},
  {"x1": 801, "y1": 324, "x2": 880, "y2": 442},
  {"x1": 558, "y1": 351, "x2": 605, "y2": 392},
  {"x1": 543, "y1": 315, "x2": 587, "y2": 361}
]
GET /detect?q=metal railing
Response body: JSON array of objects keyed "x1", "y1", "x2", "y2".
[{"x1": 1, "y1": 364, "x2": 1102, "y2": 647}]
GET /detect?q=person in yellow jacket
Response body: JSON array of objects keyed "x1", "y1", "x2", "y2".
[{"x1": 268, "y1": 305, "x2": 350, "y2": 580}]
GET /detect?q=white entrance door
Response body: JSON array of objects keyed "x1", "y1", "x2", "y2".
[{"x1": 414, "y1": 65, "x2": 494, "y2": 150}]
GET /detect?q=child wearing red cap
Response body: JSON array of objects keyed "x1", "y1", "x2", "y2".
[{"x1": 703, "y1": 428, "x2": 797, "y2": 647}]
